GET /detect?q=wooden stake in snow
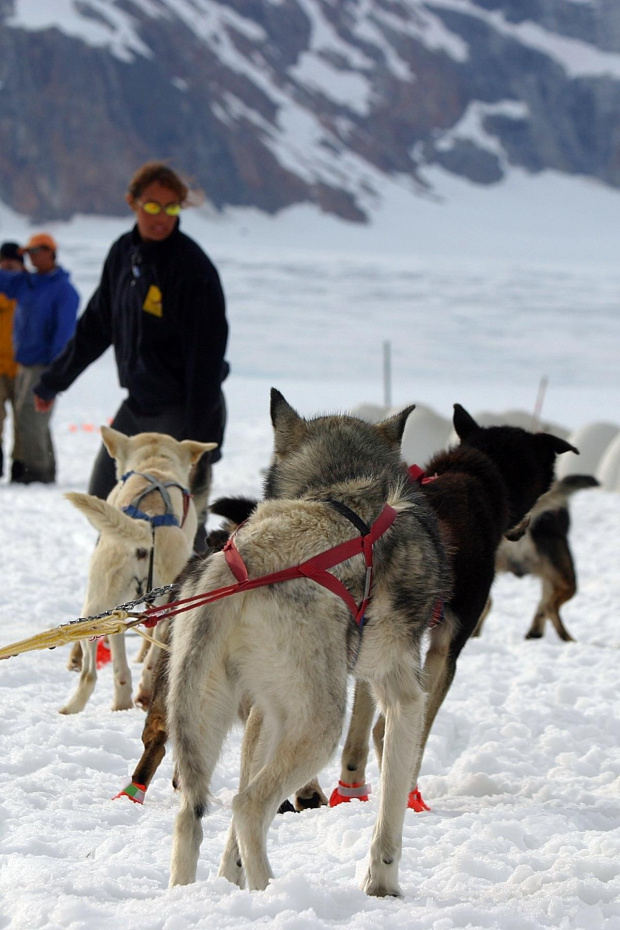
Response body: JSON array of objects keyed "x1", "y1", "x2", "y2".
[{"x1": 532, "y1": 376, "x2": 548, "y2": 431}]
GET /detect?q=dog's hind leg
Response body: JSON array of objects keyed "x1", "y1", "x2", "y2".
[
  {"x1": 169, "y1": 662, "x2": 238, "y2": 887},
  {"x1": 526, "y1": 572, "x2": 576, "y2": 642},
  {"x1": 219, "y1": 705, "x2": 265, "y2": 887},
  {"x1": 293, "y1": 778, "x2": 328, "y2": 811},
  {"x1": 233, "y1": 720, "x2": 339, "y2": 892},
  {"x1": 547, "y1": 582, "x2": 576, "y2": 643},
  {"x1": 170, "y1": 795, "x2": 206, "y2": 888},
  {"x1": 229, "y1": 666, "x2": 346, "y2": 893},
  {"x1": 362, "y1": 670, "x2": 426, "y2": 898}
]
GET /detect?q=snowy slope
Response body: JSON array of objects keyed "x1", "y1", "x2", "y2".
[{"x1": 3, "y1": 0, "x2": 620, "y2": 220}]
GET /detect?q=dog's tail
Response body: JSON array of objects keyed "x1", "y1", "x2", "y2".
[
  {"x1": 210, "y1": 495, "x2": 257, "y2": 527},
  {"x1": 555, "y1": 474, "x2": 600, "y2": 497},
  {"x1": 65, "y1": 492, "x2": 152, "y2": 545},
  {"x1": 206, "y1": 496, "x2": 258, "y2": 549},
  {"x1": 531, "y1": 474, "x2": 600, "y2": 515},
  {"x1": 167, "y1": 556, "x2": 243, "y2": 817}
]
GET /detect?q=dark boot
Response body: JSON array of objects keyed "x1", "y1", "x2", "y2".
[
  {"x1": 11, "y1": 462, "x2": 54, "y2": 484},
  {"x1": 10, "y1": 460, "x2": 25, "y2": 482}
]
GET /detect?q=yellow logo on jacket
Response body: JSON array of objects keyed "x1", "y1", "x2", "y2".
[{"x1": 143, "y1": 285, "x2": 163, "y2": 317}]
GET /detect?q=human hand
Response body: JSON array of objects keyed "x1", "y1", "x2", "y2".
[{"x1": 34, "y1": 394, "x2": 54, "y2": 413}]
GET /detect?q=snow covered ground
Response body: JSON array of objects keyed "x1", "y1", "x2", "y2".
[{"x1": 0, "y1": 170, "x2": 619, "y2": 928}]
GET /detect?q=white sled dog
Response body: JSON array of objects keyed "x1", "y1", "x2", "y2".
[
  {"x1": 61, "y1": 426, "x2": 216, "y2": 715},
  {"x1": 168, "y1": 389, "x2": 451, "y2": 897}
]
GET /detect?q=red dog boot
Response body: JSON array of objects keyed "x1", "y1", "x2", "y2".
[
  {"x1": 329, "y1": 781, "x2": 371, "y2": 806},
  {"x1": 408, "y1": 787, "x2": 431, "y2": 812}
]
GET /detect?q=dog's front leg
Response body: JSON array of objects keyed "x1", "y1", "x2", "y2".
[
  {"x1": 411, "y1": 620, "x2": 454, "y2": 788},
  {"x1": 109, "y1": 632, "x2": 134, "y2": 711},
  {"x1": 59, "y1": 639, "x2": 98, "y2": 714},
  {"x1": 362, "y1": 673, "x2": 425, "y2": 897},
  {"x1": 336, "y1": 678, "x2": 375, "y2": 787}
]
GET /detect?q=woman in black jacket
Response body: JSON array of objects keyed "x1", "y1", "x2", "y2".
[{"x1": 34, "y1": 162, "x2": 229, "y2": 549}]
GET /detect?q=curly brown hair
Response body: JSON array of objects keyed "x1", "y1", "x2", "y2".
[{"x1": 126, "y1": 162, "x2": 190, "y2": 205}]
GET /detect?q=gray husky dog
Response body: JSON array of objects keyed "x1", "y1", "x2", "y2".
[{"x1": 167, "y1": 389, "x2": 451, "y2": 896}]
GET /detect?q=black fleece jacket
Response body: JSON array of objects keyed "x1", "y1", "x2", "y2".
[{"x1": 35, "y1": 223, "x2": 228, "y2": 447}]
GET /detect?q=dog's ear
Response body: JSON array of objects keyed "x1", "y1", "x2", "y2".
[
  {"x1": 100, "y1": 425, "x2": 129, "y2": 463},
  {"x1": 504, "y1": 514, "x2": 531, "y2": 541},
  {"x1": 453, "y1": 404, "x2": 479, "y2": 441},
  {"x1": 535, "y1": 433, "x2": 579, "y2": 456},
  {"x1": 374, "y1": 405, "x2": 416, "y2": 448},
  {"x1": 180, "y1": 440, "x2": 218, "y2": 466},
  {"x1": 270, "y1": 388, "x2": 308, "y2": 455}
]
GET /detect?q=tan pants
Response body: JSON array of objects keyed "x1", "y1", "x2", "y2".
[{"x1": 14, "y1": 364, "x2": 55, "y2": 483}]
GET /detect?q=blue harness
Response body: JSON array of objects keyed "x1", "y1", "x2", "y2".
[
  {"x1": 121, "y1": 470, "x2": 192, "y2": 600},
  {"x1": 121, "y1": 470, "x2": 190, "y2": 528}
]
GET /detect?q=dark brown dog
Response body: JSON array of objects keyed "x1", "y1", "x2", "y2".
[{"x1": 332, "y1": 404, "x2": 578, "y2": 809}]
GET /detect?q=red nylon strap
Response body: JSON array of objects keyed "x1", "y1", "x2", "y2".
[
  {"x1": 223, "y1": 534, "x2": 249, "y2": 583},
  {"x1": 408, "y1": 464, "x2": 438, "y2": 485},
  {"x1": 408, "y1": 464, "x2": 426, "y2": 482},
  {"x1": 141, "y1": 503, "x2": 397, "y2": 628}
]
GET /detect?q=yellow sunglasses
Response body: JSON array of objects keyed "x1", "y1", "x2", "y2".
[{"x1": 137, "y1": 199, "x2": 182, "y2": 217}]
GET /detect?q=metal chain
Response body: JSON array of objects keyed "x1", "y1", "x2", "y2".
[{"x1": 67, "y1": 583, "x2": 180, "y2": 626}]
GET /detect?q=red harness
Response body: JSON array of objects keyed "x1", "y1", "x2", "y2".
[
  {"x1": 141, "y1": 502, "x2": 397, "y2": 629},
  {"x1": 140, "y1": 467, "x2": 439, "y2": 631}
]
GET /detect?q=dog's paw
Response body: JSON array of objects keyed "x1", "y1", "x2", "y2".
[
  {"x1": 294, "y1": 790, "x2": 327, "y2": 811},
  {"x1": 110, "y1": 698, "x2": 135, "y2": 712},
  {"x1": 59, "y1": 702, "x2": 82, "y2": 715},
  {"x1": 362, "y1": 869, "x2": 402, "y2": 898},
  {"x1": 134, "y1": 691, "x2": 152, "y2": 711}
]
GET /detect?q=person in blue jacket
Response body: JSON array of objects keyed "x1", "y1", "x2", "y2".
[{"x1": 0, "y1": 233, "x2": 79, "y2": 483}]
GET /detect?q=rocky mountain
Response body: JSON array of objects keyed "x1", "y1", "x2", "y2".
[{"x1": 1, "y1": 0, "x2": 619, "y2": 222}]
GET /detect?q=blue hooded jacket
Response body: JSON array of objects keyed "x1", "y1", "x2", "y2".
[{"x1": 0, "y1": 266, "x2": 79, "y2": 366}]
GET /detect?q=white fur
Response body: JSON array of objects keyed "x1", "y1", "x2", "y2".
[{"x1": 60, "y1": 426, "x2": 216, "y2": 715}]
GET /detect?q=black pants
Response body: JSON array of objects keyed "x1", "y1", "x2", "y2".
[{"x1": 88, "y1": 395, "x2": 225, "y2": 552}]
